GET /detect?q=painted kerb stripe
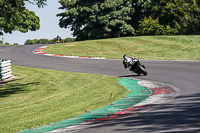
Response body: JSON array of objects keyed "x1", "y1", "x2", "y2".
[{"x1": 19, "y1": 78, "x2": 152, "y2": 133}]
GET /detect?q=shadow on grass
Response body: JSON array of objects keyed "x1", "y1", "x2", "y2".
[
  {"x1": 80, "y1": 93, "x2": 200, "y2": 133},
  {"x1": 0, "y1": 79, "x2": 40, "y2": 98}
]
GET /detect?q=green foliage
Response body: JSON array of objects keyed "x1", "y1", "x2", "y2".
[
  {"x1": 24, "y1": 37, "x2": 75, "y2": 45},
  {"x1": 150, "y1": 0, "x2": 200, "y2": 35},
  {"x1": 137, "y1": 16, "x2": 178, "y2": 35},
  {"x1": 0, "y1": 0, "x2": 47, "y2": 35},
  {"x1": 57, "y1": 0, "x2": 135, "y2": 40},
  {"x1": 28, "y1": 0, "x2": 47, "y2": 8},
  {"x1": 137, "y1": 17, "x2": 165, "y2": 35},
  {"x1": 24, "y1": 38, "x2": 49, "y2": 45},
  {"x1": 0, "y1": 40, "x2": 18, "y2": 45},
  {"x1": 62, "y1": 38, "x2": 76, "y2": 43},
  {"x1": 4, "y1": 42, "x2": 9, "y2": 45},
  {"x1": 13, "y1": 43, "x2": 19, "y2": 45},
  {"x1": 57, "y1": 0, "x2": 200, "y2": 38},
  {"x1": 178, "y1": 0, "x2": 200, "y2": 34}
]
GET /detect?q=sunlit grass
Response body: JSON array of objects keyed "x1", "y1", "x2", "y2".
[
  {"x1": 44, "y1": 35, "x2": 200, "y2": 60},
  {"x1": 0, "y1": 66, "x2": 128, "y2": 133}
]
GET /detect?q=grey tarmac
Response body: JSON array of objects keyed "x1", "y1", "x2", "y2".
[{"x1": 0, "y1": 44, "x2": 200, "y2": 133}]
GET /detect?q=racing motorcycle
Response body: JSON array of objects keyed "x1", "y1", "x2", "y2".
[{"x1": 123, "y1": 54, "x2": 147, "y2": 76}]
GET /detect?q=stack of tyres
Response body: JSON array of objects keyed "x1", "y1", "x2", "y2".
[{"x1": 0, "y1": 59, "x2": 12, "y2": 81}]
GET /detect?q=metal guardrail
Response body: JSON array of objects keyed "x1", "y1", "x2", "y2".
[{"x1": 0, "y1": 59, "x2": 12, "y2": 81}]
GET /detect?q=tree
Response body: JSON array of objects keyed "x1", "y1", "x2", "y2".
[
  {"x1": 127, "y1": 0, "x2": 152, "y2": 30},
  {"x1": 58, "y1": 0, "x2": 200, "y2": 38},
  {"x1": 150, "y1": 0, "x2": 200, "y2": 35},
  {"x1": 57, "y1": 0, "x2": 136, "y2": 40},
  {"x1": 13, "y1": 43, "x2": 19, "y2": 45},
  {"x1": 0, "y1": 0, "x2": 47, "y2": 35},
  {"x1": 24, "y1": 37, "x2": 75, "y2": 45},
  {"x1": 137, "y1": 16, "x2": 178, "y2": 35},
  {"x1": 178, "y1": 0, "x2": 200, "y2": 34}
]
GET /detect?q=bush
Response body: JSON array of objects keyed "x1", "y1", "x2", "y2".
[
  {"x1": 62, "y1": 38, "x2": 76, "y2": 43},
  {"x1": 137, "y1": 16, "x2": 178, "y2": 36},
  {"x1": 24, "y1": 38, "x2": 75, "y2": 45}
]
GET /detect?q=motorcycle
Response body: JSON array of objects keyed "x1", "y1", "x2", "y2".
[{"x1": 123, "y1": 54, "x2": 147, "y2": 76}]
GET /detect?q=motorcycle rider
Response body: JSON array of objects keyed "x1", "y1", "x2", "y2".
[
  {"x1": 123, "y1": 54, "x2": 147, "y2": 75},
  {"x1": 123, "y1": 54, "x2": 138, "y2": 70}
]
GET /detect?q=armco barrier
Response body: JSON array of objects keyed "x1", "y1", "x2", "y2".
[{"x1": 0, "y1": 59, "x2": 12, "y2": 81}]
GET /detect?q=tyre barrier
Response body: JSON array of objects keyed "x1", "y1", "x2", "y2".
[{"x1": 0, "y1": 59, "x2": 12, "y2": 81}]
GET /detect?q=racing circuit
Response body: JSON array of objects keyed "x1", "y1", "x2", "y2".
[{"x1": 0, "y1": 44, "x2": 200, "y2": 133}]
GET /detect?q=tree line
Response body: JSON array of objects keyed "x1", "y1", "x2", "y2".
[
  {"x1": 57, "y1": 0, "x2": 200, "y2": 40},
  {"x1": 0, "y1": 40, "x2": 19, "y2": 45},
  {"x1": 24, "y1": 37, "x2": 75, "y2": 45},
  {"x1": 1, "y1": 0, "x2": 200, "y2": 42}
]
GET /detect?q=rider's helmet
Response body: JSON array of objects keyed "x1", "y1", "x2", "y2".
[{"x1": 123, "y1": 54, "x2": 128, "y2": 60}]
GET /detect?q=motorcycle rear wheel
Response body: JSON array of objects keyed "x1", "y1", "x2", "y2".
[{"x1": 138, "y1": 65, "x2": 148, "y2": 76}]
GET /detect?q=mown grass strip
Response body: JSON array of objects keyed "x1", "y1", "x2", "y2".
[
  {"x1": 0, "y1": 66, "x2": 128, "y2": 133},
  {"x1": 43, "y1": 35, "x2": 200, "y2": 60},
  {"x1": 20, "y1": 78, "x2": 152, "y2": 133}
]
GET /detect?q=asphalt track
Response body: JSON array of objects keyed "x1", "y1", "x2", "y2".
[{"x1": 0, "y1": 44, "x2": 200, "y2": 133}]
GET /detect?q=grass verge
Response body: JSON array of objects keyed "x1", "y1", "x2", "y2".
[
  {"x1": 44, "y1": 35, "x2": 200, "y2": 60},
  {"x1": 0, "y1": 66, "x2": 128, "y2": 133}
]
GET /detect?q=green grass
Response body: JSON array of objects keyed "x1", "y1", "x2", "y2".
[
  {"x1": 0, "y1": 66, "x2": 128, "y2": 133},
  {"x1": 43, "y1": 35, "x2": 200, "y2": 60}
]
